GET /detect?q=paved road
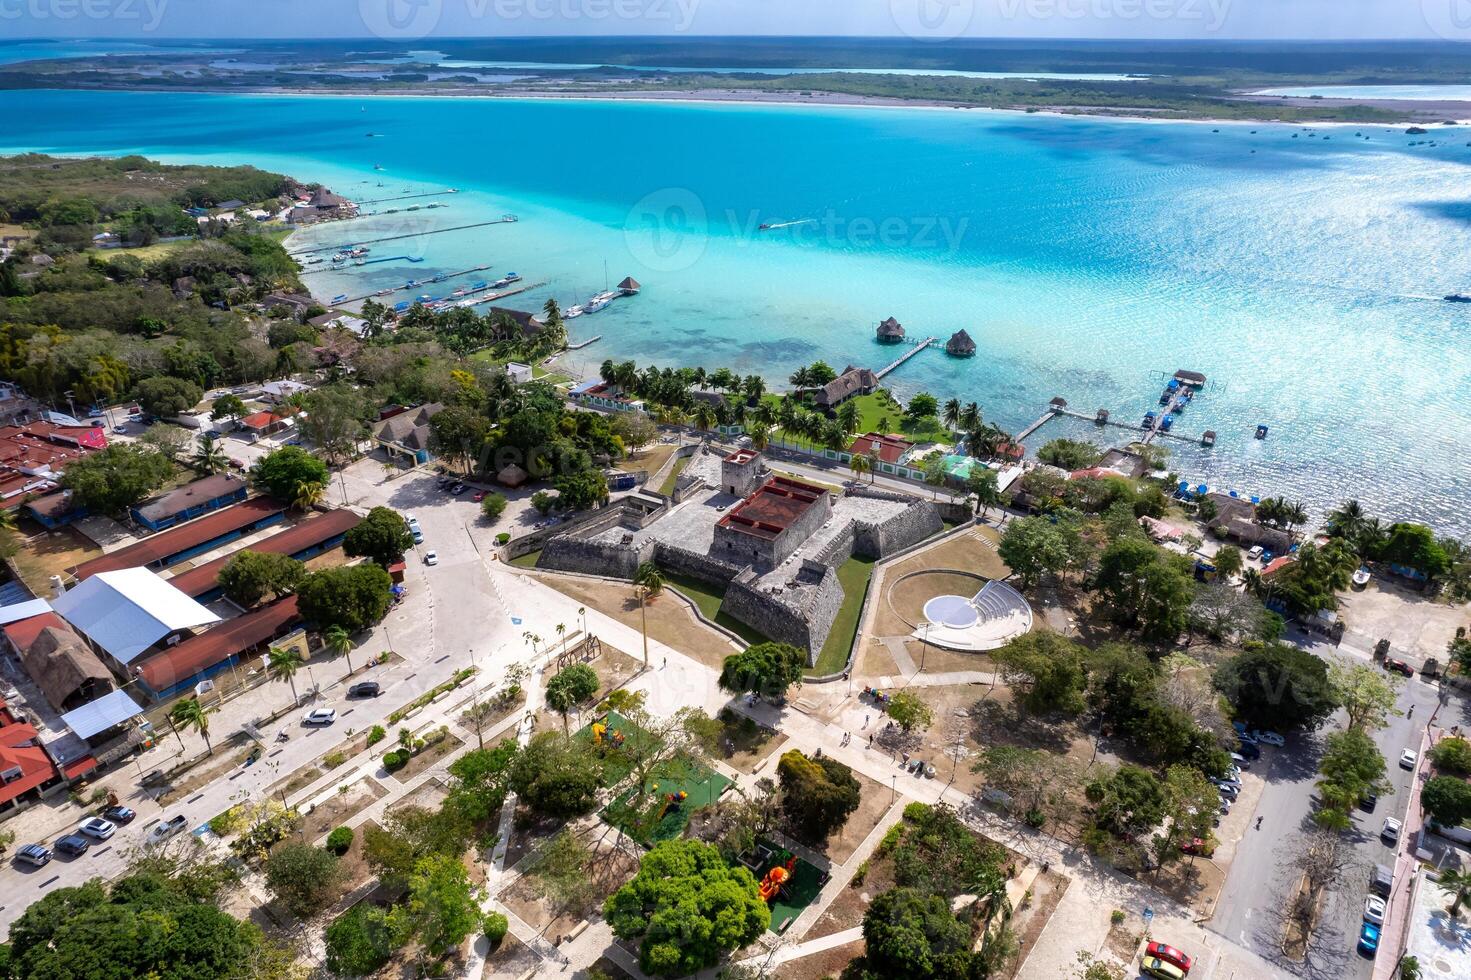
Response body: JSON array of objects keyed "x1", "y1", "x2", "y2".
[{"x1": 1211, "y1": 661, "x2": 1441, "y2": 980}]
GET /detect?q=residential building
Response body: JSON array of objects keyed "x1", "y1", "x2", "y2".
[
  {"x1": 374, "y1": 403, "x2": 443, "y2": 465},
  {"x1": 71, "y1": 498, "x2": 287, "y2": 579},
  {"x1": 131, "y1": 474, "x2": 248, "y2": 532},
  {"x1": 814, "y1": 366, "x2": 879, "y2": 410}
]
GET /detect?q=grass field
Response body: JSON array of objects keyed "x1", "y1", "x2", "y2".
[
  {"x1": 664, "y1": 573, "x2": 772, "y2": 647},
  {"x1": 602, "y1": 761, "x2": 732, "y2": 847},
  {"x1": 809, "y1": 556, "x2": 875, "y2": 676},
  {"x1": 657, "y1": 456, "x2": 689, "y2": 496},
  {"x1": 763, "y1": 390, "x2": 952, "y2": 446}
]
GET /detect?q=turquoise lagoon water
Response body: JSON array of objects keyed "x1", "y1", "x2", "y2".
[{"x1": 1, "y1": 89, "x2": 1468, "y2": 531}]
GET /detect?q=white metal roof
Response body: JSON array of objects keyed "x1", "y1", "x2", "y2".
[
  {"x1": 60, "y1": 689, "x2": 145, "y2": 740},
  {"x1": 0, "y1": 598, "x2": 51, "y2": 627},
  {"x1": 52, "y1": 568, "x2": 220, "y2": 665}
]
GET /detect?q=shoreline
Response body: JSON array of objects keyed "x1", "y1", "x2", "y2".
[{"x1": 1, "y1": 81, "x2": 1441, "y2": 125}]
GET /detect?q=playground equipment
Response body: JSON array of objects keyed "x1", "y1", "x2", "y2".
[
  {"x1": 861, "y1": 686, "x2": 892, "y2": 707},
  {"x1": 759, "y1": 857, "x2": 796, "y2": 902},
  {"x1": 591, "y1": 720, "x2": 625, "y2": 748},
  {"x1": 654, "y1": 789, "x2": 688, "y2": 823}
]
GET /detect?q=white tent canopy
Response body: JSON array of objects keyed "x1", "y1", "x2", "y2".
[
  {"x1": 60, "y1": 688, "x2": 144, "y2": 739},
  {"x1": 52, "y1": 568, "x2": 219, "y2": 665}
]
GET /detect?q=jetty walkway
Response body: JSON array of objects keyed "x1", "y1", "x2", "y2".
[
  {"x1": 874, "y1": 337, "x2": 937, "y2": 380},
  {"x1": 286, "y1": 216, "x2": 520, "y2": 256}
]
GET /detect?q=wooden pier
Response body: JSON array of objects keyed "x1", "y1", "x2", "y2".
[
  {"x1": 354, "y1": 189, "x2": 460, "y2": 206},
  {"x1": 566, "y1": 335, "x2": 602, "y2": 351},
  {"x1": 287, "y1": 216, "x2": 520, "y2": 257},
  {"x1": 321, "y1": 264, "x2": 498, "y2": 299},
  {"x1": 874, "y1": 337, "x2": 937, "y2": 380},
  {"x1": 1015, "y1": 410, "x2": 1058, "y2": 444}
]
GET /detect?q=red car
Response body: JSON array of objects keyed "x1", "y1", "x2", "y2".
[
  {"x1": 1180, "y1": 837, "x2": 1208, "y2": 856},
  {"x1": 1384, "y1": 658, "x2": 1414, "y2": 677},
  {"x1": 1145, "y1": 941, "x2": 1193, "y2": 973},
  {"x1": 472, "y1": 490, "x2": 486, "y2": 502}
]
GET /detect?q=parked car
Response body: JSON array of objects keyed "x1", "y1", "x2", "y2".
[
  {"x1": 1213, "y1": 781, "x2": 1240, "y2": 799},
  {"x1": 1252, "y1": 730, "x2": 1285, "y2": 747},
  {"x1": 472, "y1": 490, "x2": 486, "y2": 502},
  {"x1": 1384, "y1": 658, "x2": 1414, "y2": 677},
  {"x1": 1230, "y1": 752, "x2": 1252, "y2": 770},
  {"x1": 227, "y1": 457, "x2": 245, "y2": 470},
  {"x1": 1357, "y1": 921, "x2": 1381, "y2": 956},
  {"x1": 1237, "y1": 730, "x2": 1259, "y2": 746},
  {"x1": 78, "y1": 816, "x2": 116, "y2": 840},
  {"x1": 1371, "y1": 863, "x2": 1393, "y2": 898},
  {"x1": 1381, "y1": 817, "x2": 1402, "y2": 842},
  {"x1": 1141, "y1": 956, "x2": 1186, "y2": 980},
  {"x1": 148, "y1": 814, "x2": 189, "y2": 845},
  {"x1": 1400, "y1": 748, "x2": 1418, "y2": 770},
  {"x1": 102, "y1": 805, "x2": 136, "y2": 824},
  {"x1": 1180, "y1": 837, "x2": 1212, "y2": 856},
  {"x1": 411, "y1": 529, "x2": 424, "y2": 544},
  {"x1": 1144, "y1": 941, "x2": 1193, "y2": 973},
  {"x1": 54, "y1": 834, "x2": 91, "y2": 857},
  {"x1": 1364, "y1": 895, "x2": 1387, "y2": 925},
  {"x1": 1360, "y1": 791, "x2": 1379, "y2": 812},
  {"x1": 424, "y1": 551, "x2": 438, "y2": 566},
  {"x1": 14, "y1": 843, "x2": 51, "y2": 868},
  {"x1": 1236, "y1": 740, "x2": 1261, "y2": 760},
  {"x1": 349, "y1": 681, "x2": 382, "y2": 699},
  {"x1": 1246, "y1": 545, "x2": 1264, "y2": 561},
  {"x1": 112, "y1": 425, "x2": 128, "y2": 434},
  {"x1": 451, "y1": 483, "x2": 468, "y2": 495},
  {"x1": 303, "y1": 708, "x2": 337, "y2": 726}
]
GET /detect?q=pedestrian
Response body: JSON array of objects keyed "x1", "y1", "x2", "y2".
[
  {"x1": 1408, "y1": 704, "x2": 1414, "y2": 718},
  {"x1": 864, "y1": 713, "x2": 870, "y2": 727},
  {"x1": 868, "y1": 733, "x2": 874, "y2": 747},
  {"x1": 1256, "y1": 816, "x2": 1263, "y2": 831},
  {"x1": 663, "y1": 655, "x2": 667, "y2": 669}
]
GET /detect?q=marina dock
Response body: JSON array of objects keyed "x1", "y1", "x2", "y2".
[
  {"x1": 317, "y1": 264, "x2": 498, "y2": 298},
  {"x1": 286, "y1": 215, "x2": 520, "y2": 257},
  {"x1": 1026, "y1": 370, "x2": 1220, "y2": 449},
  {"x1": 566, "y1": 335, "x2": 602, "y2": 350},
  {"x1": 874, "y1": 337, "x2": 937, "y2": 379},
  {"x1": 355, "y1": 189, "x2": 461, "y2": 206}
]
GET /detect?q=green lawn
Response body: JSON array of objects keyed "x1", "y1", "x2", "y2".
[
  {"x1": 657, "y1": 456, "x2": 689, "y2": 496},
  {"x1": 601, "y1": 762, "x2": 732, "y2": 847},
  {"x1": 762, "y1": 390, "x2": 952, "y2": 445},
  {"x1": 809, "y1": 556, "x2": 876, "y2": 677},
  {"x1": 509, "y1": 549, "x2": 541, "y2": 568},
  {"x1": 468, "y1": 349, "x2": 569, "y2": 384},
  {"x1": 664, "y1": 573, "x2": 773, "y2": 647}
]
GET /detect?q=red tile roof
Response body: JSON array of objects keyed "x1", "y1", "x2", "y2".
[
  {"x1": 2, "y1": 612, "x2": 67, "y2": 651},
  {"x1": 238, "y1": 410, "x2": 285, "y2": 430},
  {"x1": 136, "y1": 595, "x2": 301, "y2": 692},
  {"x1": 0, "y1": 702, "x2": 62, "y2": 806},
  {"x1": 165, "y1": 509, "x2": 361, "y2": 597},
  {"x1": 71, "y1": 497, "x2": 286, "y2": 580},
  {"x1": 1261, "y1": 555, "x2": 1294, "y2": 578},
  {"x1": 717, "y1": 476, "x2": 826, "y2": 542},
  {"x1": 848, "y1": 432, "x2": 913, "y2": 466}
]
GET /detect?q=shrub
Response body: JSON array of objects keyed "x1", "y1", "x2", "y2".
[
  {"x1": 366, "y1": 724, "x2": 386, "y2": 747},
  {"x1": 876, "y1": 822, "x2": 905, "y2": 857},
  {"x1": 483, "y1": 911, "x2": 509, "y2": 945},
  {"x1": 1429, "y1": 736, "x2": 1471, "y2": 776},
  {"x1": 323, "y1": 750, "x2": 347, "y2": 769},
  {"x1": 902, "y1": 801, "x2": 932, "y2": 822},
  {"x1": 325, "y1": 904, "x2": 394, "y2": 976},
  {"x1": 1111, "y1": 909, "x2": 1126, "y2": 925},
  {"x1": 326, "y1": 826, "x2": 353, "y2": 855},
  {"x1": 495, "y1": 532, "x2": 511, "y2": 546},
  {"x1": 481, "y1": 493, "x2": 508, "y2": 522},
  {"x1": 382, "y1": 751, "x2": 406, "y2": 772},
  {"x1": 851, "y1": 859, "x2": 869, "y2": 887}
]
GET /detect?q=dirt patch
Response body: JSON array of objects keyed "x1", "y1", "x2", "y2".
[
  {"x1": 1103, "y1": 922, "x2": 1145, "y2": 964},
  {"x1": 618, "y1": 442, "x2": 675, "y2": 476},
  {"x1": 300, "y1": 779, "x2": 387, "y2": 842},
  {"x1": 524, "y1": 571, "x2": 741, "y2": 671},
  {"x1": 808, "y1": 844, "x2": 897, "y2": 940},
  {"x1": 396, "y1": 730, "x2": 465, "y2": 781},
  {"x1": 481, "y1": 933, "x2": 538, "y2": 980},
  {"x1": 587, "y1": 956, "x2": 637, "y2": 980},
  {"x1": 10, "y1": 525, "x2": 102, "y2": 592},
  {"x1": 535, "y1": 642, "x2": 645, "y2": 732},
  {"x1": 504, "y1": 806, "x2": 566, "y2": 871},
  {"x1": 157, "y1": 740, "x2": 257, "y2": 804},
  {"x1": 500, "y1": 824, "x2": 640, "y2": 941},
  {"x1": 868, "y1": 528, "x2": 1009, "y2": 638},
  {"x1": 714, "y1": 708, "x2": 788, "y2": 775},
  {"x1": 267, "y1": 765, "x2": 325, "y2": 801},
  {"x1": 785, "y1": 769, "x2": 892, "y2": 865},
  {"x1": 773, "y1": 939, "x2": 863, "y2": 979},
  {"x1": 854, "y1": 635, "x2": 900, "y2": 677},
  {"x1": 1001, "y1": 869, "x2": 1069, "y2": 979},
  {"x1": 330, "y1": 818, "x2": 381, "y2": 893},
  {"x1": 888, "y1": 570, "x2": 991, "y2": 631},
  {"x1": 387, "y1": 778, "x2": 449, "y2": 817}
]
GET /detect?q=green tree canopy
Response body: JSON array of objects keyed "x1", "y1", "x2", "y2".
[
  {"x1": 209, "y1": 393, "x2": 246, "y2": 421},
  {"x1": 216, "y1": 549, "x2": 304, "y2": 607},
  {"x1": 1213, "y1": 642, "x2": 1337, "y2": 732},
  {"x1": 343, "y1": 505, "x2": 415, "y2": 566},
  {"x1": 325, "y1": 902, "x2": 395, "y2": 976},
  {"x1": 1422, "y1": 776, "x2": 1471, "y2": 828},
  {"x1": 997, "y1": 511, "x2": 1087, "y2": 589},
  {"x1": 295, "y1": 562, "x2": 392, "y2": 633},
  {"x1": 777, "y1": 749, "x2": 862, "y2": 843},
  {"x1": 250, "y1": 444, "x2": 329, "y2": 501},
  {"x1": 844, "y1": 886, "x2": 974, "y2": 980},
  {"x1": 1094, "y1": 536, "x2": 1196, "y2": 642},
  {"x1": 1315, "y1": 727, "x2": 1390, "y2": 831},
  {"x1": 718, "y1": 642, "x2": 807, "y2": 699},
  {"x1": 1037, "y1": 438, "x2": 1103, "y2": 471},
  {"x1": 1429, "y1": 737, "x2": 1471, "y2": 776},
  {"x1": 510, "y1": 731, "x2": 604, "y2": 818},
  {"x1": 134, "y1": 375, "x2": 202, "y2": 418},
  {"x1": 264, "y1": 841, "x2": 342, "y2": 918},
  {"x1": 603, "y1": 838, "x2": 769, "y2": 977},
  {"x1": 59, "y1": 442, "x2": 174, "y2": 515},
  {"x1": 992, "y1": 631, "x2": 1089, "y2": 715},
  {"x1": 545, "y1": 663, "x2": 600, "y2": 730},
  {"x1": 1085, "y1": 765, "x2": 1168, "y2": 841},
  {"x1": 390, "y1": 853, "x2": 481, "y2": 958}
]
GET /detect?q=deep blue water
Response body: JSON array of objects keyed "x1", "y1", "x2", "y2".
[{"x1": 2, "y1": 88, "x2": 1468, "y2": 532}]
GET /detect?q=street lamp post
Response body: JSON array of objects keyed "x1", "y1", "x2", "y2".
[{"x1": 919, "y1": 622, "x2": 931, "y2": 673}]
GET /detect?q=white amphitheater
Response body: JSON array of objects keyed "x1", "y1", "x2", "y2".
[{"x1": 918, "y1": 580, "x2": 1033, "y2": 652}]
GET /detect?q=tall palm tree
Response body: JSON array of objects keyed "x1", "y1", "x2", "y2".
[
  {"x1": 692, "y1": 401, "x2": 718, "y2": 435},
  {"x1": 324, "y1": 624, "x2": 353, "y2": 674},
  {"x1": 1283, "y1": 500, "x2": 1309, "y2": 536},
  {"x1": 269, "y1": 645, "x2": 305, "y2": 707},
  {"x1": 192, "y1": 432, "x2": 228, "y2": 474},
  {"x1": 747, "y1": 422, "x2": 771, "y2": 452},
  {"x1": 742, "y1": 374, "x2": 766, "y2": 406},
  {"x1": 822, "y1": 419, "x2": 848, "y2": 452},
  {"x1": 555, "y1": 622, "x2": 567, "y2": 655},
  {"x1": 849, "y1": 452, "x2": 871, "y2": 483},
  {"x1": 1437, "y1": 867, "x2": 1471, "y2": 917},
  {"x1": 1325, "y1": 499, "x2": 1366, "y2": 543},
  {"x1": 959, "y1": 402, "x2": 982, "y2": 433},
  {"x1": 292, "y1": 480, "x2": 326, "y2": 512},
  {"x1": 633, "y1": 561, "x2": 664, "y2": 669},
  {"x1": 170, "y1": 697, "x2": 216, "y2": 755},
  {"x1": 942, "y1": 398, "x2": 962, "y2": 431}
]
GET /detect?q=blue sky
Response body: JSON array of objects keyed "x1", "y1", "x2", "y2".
[{"x1": 0, "y1": 0, "x2": 1460, "y2": 41}]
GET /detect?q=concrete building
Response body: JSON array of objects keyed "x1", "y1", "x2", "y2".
[
  {"x1": 134, "y1": 596, "x2": 302, "y2": 701},
  {"x1": 71, "y1": 498, "x2": 287, "y2": 579},
  {"x1": 713, "y1": 476, "x2": 834, "y2": 570},
  {"x1": 164, "y1": 508, "x2": 361, "y2": 601},
  {"x1": 131, "y1": 473, "x2": 248, "y2": 532},
  {"x1": 51, "y1": 568, "x2": 221, "y2": 673}
]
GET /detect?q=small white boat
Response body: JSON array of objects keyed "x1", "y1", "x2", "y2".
[{"x1": 564, "y1": 305, "x2": 585, "y2": 319}]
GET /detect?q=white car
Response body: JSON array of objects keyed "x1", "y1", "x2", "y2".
[
  {"x1": 147, "y1": 814, "x2": 189, "y2": 845},
  {"x1": 1252, "y1": 730, "x2": 1285, "y2": 747},
  {"x1": 1364, "y1": 895, "x2": 1386, "y2": 925},
  {"x1": 1400, "y1": 748, "x2": 1418, "y2": 770},
  {"x1": 423, "y1": 551, "x2": 438, "y2": 566},
  {"x1": 1382, "y1": 817, "x2": 1402, "y2": 842},
  {"x1": 1247, "y1": 545, "x2": 1265, "y2": 561},
  {"x1": 77, "y1": 816, "x2": 116, "y2": 840},
  {"x1": 303, "y1": 708, "x2": 337, "y2": 726}
]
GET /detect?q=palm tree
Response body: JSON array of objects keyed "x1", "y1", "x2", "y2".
[
  {"x1": 0, "y1": 508, "x2": 15, "y2": 533},
  {"x1": 192, "y1": 432, "x2": 229, "y2": 474},
  {"x1": 555, "y1": 622, "x2": 567, "y2": 655},
  {"x1": 170, "y1": 697, "x2": 216, "y2": 755},
  {"x1": 269, "y1": 645, "x2": 305, "y2": 707},
  {"x1": 1435, "y1": 867, "x2": 1471, "y2": 918},
  {"x1": 292, "y1": 480, "x2": 325, "y2": 512},
  {"x1": 692, "y1": 401, "x2": 718, "y2": 435},
  {"x1": 633, "y1": 561, "x2": 664, "y2": 668},
  {"x1": 1325, "y1": 499, "x2": 1366, "y2": 542},
  {"x1": 747, "y1": 422, "x2": 771, "y2": 452},
  {"x1": 324, "y1": 624, "x2": 353, "y2": 673},
  {"x1": 1282, "y1": 499, "x2": 1308, "y2": 536},
  {"x1": 849, "y1": 452, "x2": 871, "y2": 483},
  {"x1": 742, "y1": 374, "x2": 766, "y2": 406},
  {"x1": 959, "y1": 402, "x2": 982, "y2": 433},
  {"x1": 941, "y1": 398, "x2": 961, "y2": 431}
]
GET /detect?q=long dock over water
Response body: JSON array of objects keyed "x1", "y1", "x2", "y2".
[
  {"x1": 318, "y1": 264, "x2": 497, "y2": 299},
  {"x1": 354, "y1": 189, "x2": 460, "y2": 206},
  {"x1": 1024, "y1": 370, "x2": 1219, "y2": 449},
  {"x1": 287, "y1": 216, "x2": 520, "y2": 256},
  {"x1": 874, "y1": 337, "x2": 937, "y2": 379}
]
